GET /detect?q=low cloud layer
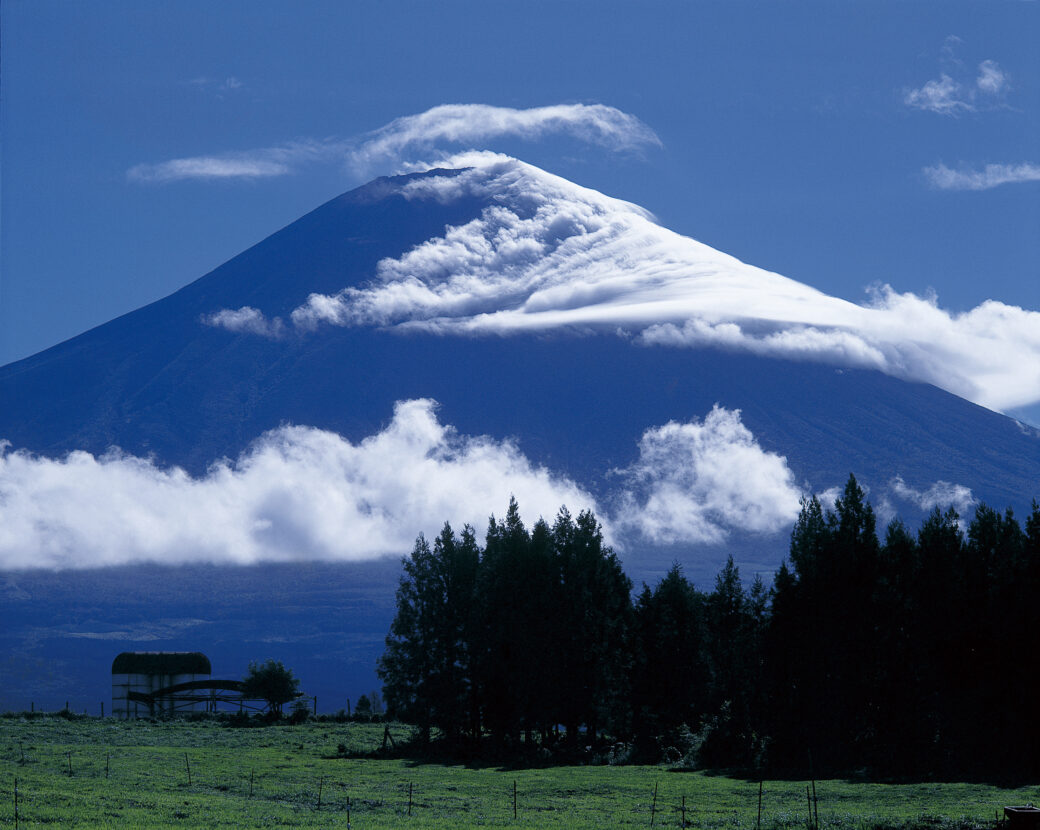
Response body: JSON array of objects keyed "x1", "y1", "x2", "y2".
[
  {"x1": 0, "y1": 402, "x2": 819, "y2": 570},
  {"x1": 614, "y1": 406, "x2": 802, "y2": 544},
  {"x1": 128, "y1": 103, "x2": 658, "y2": 183},
  {"x1": 924, "y1": 162, "x2": 1040, "y2": 191},
  {"x1": 247, "y1": 153, "x2": 1040, "y2": 413},
  {"x1": 0, "y1": 401, "x2": 597, "y2": 570}
]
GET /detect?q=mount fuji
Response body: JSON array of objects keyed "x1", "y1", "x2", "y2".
[{"x1": 2, "y1": 154, "x2": 1038, "y2": 709}]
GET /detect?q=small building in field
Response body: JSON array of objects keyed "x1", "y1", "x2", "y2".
[{"x1": 111, "y1": 651, "x2": 211, "y2": 719}]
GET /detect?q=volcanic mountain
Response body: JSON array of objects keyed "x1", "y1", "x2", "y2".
[{"x1": 1, "y1": 155, "x2": 1037, "y2": 709}]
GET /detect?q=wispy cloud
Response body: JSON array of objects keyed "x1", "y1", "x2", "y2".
[
  {"x1": 190, "y1": 76, "x2": 244, "y2": 95},
  {"x1": 249, "y1": 154, "x2": 1040, "y2": 413},
  {"x1": 0, "y1": 401, "x2": 598, "y2": 570},
  {"x1": 127, "y1": 140, "x2": 331, "y2": 183},
  {"x1": 904, "y1": 39, "x2": 1009, "y2": 115},
  {"x1": 889, "y1": 475, "x2": 975, "y2": 515},
  {"x1": 614, "y1": 406, "x2": 801, "y2": 544},
  {"x1": 923, "y1": 162, "x2": 1040, "y2": 191},
  {"x1": 127, "y1": 103, "x2": 659, "y2": 183},
  {"x1": 202, "y1": 307, "x2": 285, "y2": 338}
]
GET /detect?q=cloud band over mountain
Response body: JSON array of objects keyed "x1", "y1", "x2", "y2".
[{"x1": 213, "y1": 153, "x2": 1040, "y2": 414}]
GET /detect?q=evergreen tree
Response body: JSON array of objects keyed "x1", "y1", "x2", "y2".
[
  {"x1": 630, "y1": 563, "x2": 706, "y2": 739},
  {"x1": 378, "y1": 524, "x2": 479, "y2": 744},
  {"x1": 554, "y1": 507, "x2": 632, "y2": 745}
]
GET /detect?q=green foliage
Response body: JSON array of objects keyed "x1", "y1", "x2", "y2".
[{"x1": 241, "y1": 659, "x2": 301, "y2": 715}]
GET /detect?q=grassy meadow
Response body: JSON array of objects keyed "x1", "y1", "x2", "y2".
[{"x1": 1, "y1": 715, "x2": 1037, "y2": 828}]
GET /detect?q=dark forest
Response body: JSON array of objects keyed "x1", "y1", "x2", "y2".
[{"x1": 378, "y1": 476, "x2": 1040, "y2": 778}]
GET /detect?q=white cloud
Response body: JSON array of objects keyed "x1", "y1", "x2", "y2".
[
  {"x1": 889, "y1": 475, "x2": 975, "y2": 515},
  {"x1": 0, "y1": 401, "x2": 598, "y2": 570},
  {"x1": 923, "y1": 162, "x2": 1040, "y2": 191},
  {"x1": 128, "y1": 157, "x2": 291, "y2": 183},
  {"x1": 613, "y1": 406, "x2": 801, "y2": 544},
  {"x1": 127, "y1": 139, "x2": 331, "y2": 184},
  {"x1": 272, "y1": 154, "x2": 1040, "y2": 413},
  {"x1": 202, "y1": 306, "x2": 285, "y2": 338},
  {"x1": 348, "y1": 103, "x2": 660, "y2": 169},
  {"x1": 904, "y1": 74, "x2": 972, "y2": 115},
  {"x1": 128, "y1": 103, "x2": 658, "y2": 183},
  {"x1": 975, "y1": 60, "x2": 1008, "y2": 96},
  {"x1": 904, "y1": 44, "x2": 1009, "y2": 115},
  {"x1": 0, "y1": 400, "x2": 819, "y2": 570}
]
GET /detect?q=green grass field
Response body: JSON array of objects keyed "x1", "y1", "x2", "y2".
[{"x1": 1, "y1": 715, "x2": 1037, "y2": 828}]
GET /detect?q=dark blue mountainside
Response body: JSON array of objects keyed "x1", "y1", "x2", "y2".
[{"x1": 2, "y1": 167, "x2": 1038, "y2": 711}]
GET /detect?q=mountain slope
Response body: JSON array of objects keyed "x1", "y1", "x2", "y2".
[{"x1": 2, "y1": 163, "x2": 1036, "y2": 516}]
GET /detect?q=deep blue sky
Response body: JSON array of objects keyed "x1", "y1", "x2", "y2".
[{"x1": 3, "y1": 1, "x2": 1038, "y2": 390}]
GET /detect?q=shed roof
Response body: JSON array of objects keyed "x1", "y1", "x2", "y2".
[{"x1": 111, "y1": 651, "x2": 211, "y2": 676}]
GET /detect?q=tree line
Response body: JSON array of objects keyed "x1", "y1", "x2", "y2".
[{"x1": 378, "y1": 477, "x2": 1040, "y2": 777}]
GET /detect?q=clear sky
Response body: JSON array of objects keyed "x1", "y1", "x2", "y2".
[{"x1": 2, "y1": 1, "x2": 1038, "y2": 415}]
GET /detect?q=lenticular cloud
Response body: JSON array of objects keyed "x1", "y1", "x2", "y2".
[
  {"x1": 279, "y1": 153, "x2": 1040, "y2": 413},
  {"x1": 0, "y1": 401, "x2": 597, "y2": 570}
]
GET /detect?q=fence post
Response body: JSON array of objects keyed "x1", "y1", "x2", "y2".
[
  {"x1": 249, "y1": 768, "x2": 254, "y2": 798},
  {"x1": 408, "y1": 781, "x2": 413, "y2": 816},
  {"x1": 14, "y1": 777, "x2": 18, "y2": 830},
  {"x1": 317, "y1": 776, "x2": 323, "y2": 810},
  {"x1": 757, "y1": 780, "x2": 763, "y2": 830},
  {"x1": 513, "y1": 779, "x2": 517, "y2": 819},
  {"x1": 66, "y1": 751, "x2": 73, "y2": 776},
  {"x1": 184, "y1": 753, "x2": 192, "y2": 786},
  {"x1": 681, "y1": 794, "x2": 687, "y2": 828},
  {"x1": 650, "y1": 781, "x2": 658, "y2": 827}
]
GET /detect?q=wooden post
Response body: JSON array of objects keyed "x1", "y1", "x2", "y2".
[
  {"x1": 249, "y1": 769, "x2": 254, "y2": 798},
  {"x1": 513, "y1": 779, "x2": 517, "y2": 819},
  {"x1": 681, "y1": 794, "x2": 686, "y2": 828},
  {"x1": 408, "y1": 781, "x2": 413, "y2": 816},
  {"x1": 30, "y1": 702, "x2": 33, "y2": 714},
  {"x1": 317, "y1": 776, "x2": 323, "y2": 809},
  {"x1": 811, "y1": 778, "x2": 818, "y2": 829},
  {"x1": 806, "y1": 785, "x2": 812, "y2": 829},
  {"x1": 346, "y1": 698, "x2": 351, "y2": 717},
  {"x1": 757, "y1": 780, "x2": 763, "y2": 830},
  {"x1": 14, "y1": 777, "x2": 18, "y2": 830},
  {"x1": 313, "y1": 696, "x2": 317, "y2": 716},
  {"x1": 650, "y1": 781, "x2": 658, "y2": 826},
  {"x1": 66, "y1": 751, "x2": 73, "y2": 776},
  {"x1": 106, "y1": 753, "x2": 110, "y2": 779},
  {"x1": 184, "y1": 753, "x2": 192, "y2": 786},
  {"x1": 101, "y1": 702, "x2": 104, "y2": 718},
  {"x1": 65, "y1": 701, "x2": 69, "y2": 712}
]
